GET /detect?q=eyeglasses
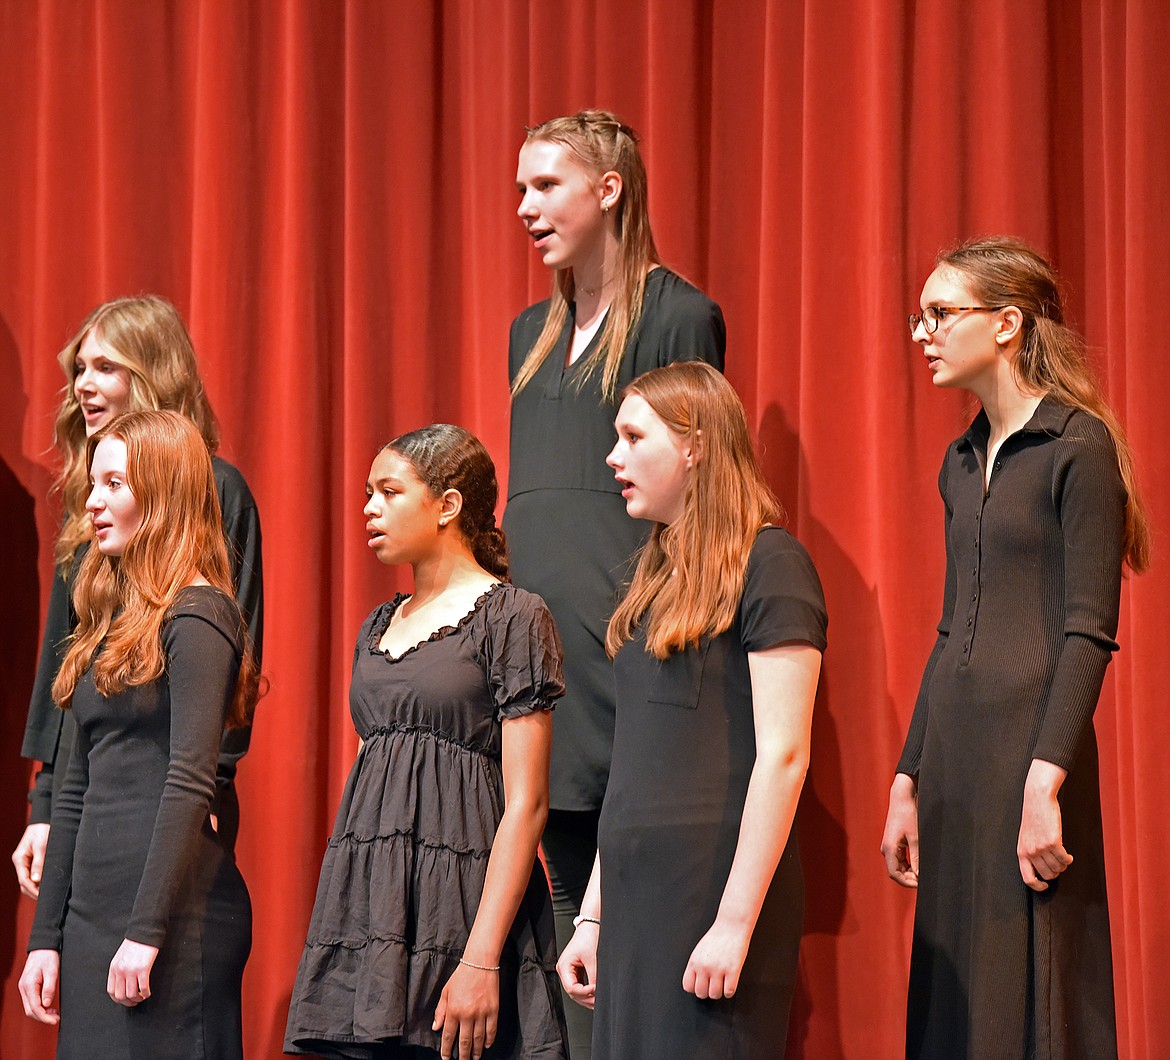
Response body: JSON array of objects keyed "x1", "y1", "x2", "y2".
[{"x1": 908, "y1": 305, "x2": 1003, "y2": 336}]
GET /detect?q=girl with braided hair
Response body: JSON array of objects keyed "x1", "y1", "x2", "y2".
[
  {"x1": 286, "y1": 425, "x2": 569, "y2": 1060},
  {"x1": 509, "y1": 110, "x2": 725, "y2": 1057}
]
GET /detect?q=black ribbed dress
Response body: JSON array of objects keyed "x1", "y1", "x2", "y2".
[
  {"x1": 21, "y1": 456, "x2": 263, "y2": 849},
  {"x1": 28, "y1": 586, "x2": 252, "y2": 1059},
  {"x1": 897, "y1": 398, "x2": 1125, "y2": 1059}
]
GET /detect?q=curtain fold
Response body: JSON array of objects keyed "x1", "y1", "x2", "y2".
[{"x1": 0, "y1": 2, "x2": 1165, "y2": 1056}]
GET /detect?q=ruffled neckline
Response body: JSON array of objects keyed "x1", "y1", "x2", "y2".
[{"x1": 367, "y1": 582, "x2": 505, "y2": 663}]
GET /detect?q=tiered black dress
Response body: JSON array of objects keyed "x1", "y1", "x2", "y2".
[
  {"x1": 28, "y1": 586, "x2": 252, "y2": 1059},
  {"x1": 897, "y1": 400, "x2": 1125, "y2": 1058},
  {"x1": 285, "y1": 584, "x2": 570, "y2": 1059},
  {"x1": 594, "y1": 528, "x2": 827, "y2": 1059}
]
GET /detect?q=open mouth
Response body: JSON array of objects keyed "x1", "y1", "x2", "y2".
[{"x1": 529, "y1": 227, "x2": 553, "y2": 248}]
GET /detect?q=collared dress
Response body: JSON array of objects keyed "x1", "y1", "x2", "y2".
[{"x1": 897, "y1": 397, "x2": 1125, "y2": 1059}]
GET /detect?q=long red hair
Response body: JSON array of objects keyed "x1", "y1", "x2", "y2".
[
  {"x1": 52, "y1": 410, "x2": 257, "y2": 727},
  {"x1": 606, "y1": 362, "x2": 782, "y2": 659}
]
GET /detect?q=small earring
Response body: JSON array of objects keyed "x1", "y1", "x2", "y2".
[{"x1": 602, "y1": 202, "x2": 610, "y2": 214}]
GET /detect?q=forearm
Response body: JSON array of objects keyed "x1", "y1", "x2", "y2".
[
  {"x1": 715, "y1": 750, "x2": 808, "y2": 932},
  {"x1": 1031, "y1": 633, "x2": 1113, "y2": 770},
  {"x1": 21, "y1": 567, "x2": 73, "y2": 767},
  {"x1": 462, "y1": 796, "x2": 548, "y2": 965},
  {"x1": 891, "y1": 772, "x2": 917, "y2": 798},
  {"x1": 1025, "y1": 758, "x2": 1067, "y2": 799},
  {"x1": 897, "y1": 634, "x2": 946, "y2": 776},
  {"x1": 27, "y1": 765, "x2": 55, "y2": 826},
  {"x1": 29, "y1": 731, "x2": 90, "y2": 950},
  {"x1": 576, "y1": 853, "x2": 602, "y2": 920},
  {"x1": 127, "y1": 616, "x2": 234, "y2": 943}
]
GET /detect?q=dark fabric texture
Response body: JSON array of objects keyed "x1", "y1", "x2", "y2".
[
  {"x1": 504, "y1": 266, "x2": 726, "y2": 813},
  {"x1": 284, "y1": 584, "x2": 570, "y2": 1059},
  {"x1": 28, "y1": 586, "x2": 252, "y2": 1059},
  {"x1": 3, "y1": 8, "x2": 1168, "y2": 1056},
  {"x1": 897, "y1": 398, "x2": 1124, "y2": 1059},
  {"x1": 541, "y1": 809, "x2": 599, "y2": 1060},
  {"x1": 21, "y1": 456, "x2": 263, "y2": 849},
  {"x1": 594, "y1": 528, "x2": 827, "y2": 1059}
]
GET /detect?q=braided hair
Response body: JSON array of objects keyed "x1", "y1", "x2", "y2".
[{"x1": 385, "y1": 424, "x2": 510, "y2": 580}]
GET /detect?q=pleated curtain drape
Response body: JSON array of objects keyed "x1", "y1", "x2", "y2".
[{"x1": 0, "y1": 2, "x2": 1166, "y2": 1056}]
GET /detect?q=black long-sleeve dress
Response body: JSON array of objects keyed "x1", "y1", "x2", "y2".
[
  {"x1": 28, "y1": 586, "x2": 252, "y2": 1059},
  {"x1": 21, "y1": 455, "x2": 263, "y2": 850},
  {"x1": 897, "y1": 398, "x2": 1125, "y2": 1059}
]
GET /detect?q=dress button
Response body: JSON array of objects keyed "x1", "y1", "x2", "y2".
[{"x1": 966, "y1": 618, "x2": 973, "y2": 626}]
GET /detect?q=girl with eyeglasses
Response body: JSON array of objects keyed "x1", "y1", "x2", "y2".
[
  {"x1": 557, "y1": 362, "x2": 826, "y2": 1058},
  {"x1": 509, "y1": 110, "x2": 725, "y2": 1057},
  {"x1": 882, "y1": 237, "x2": 1149, "y2": 1058}
]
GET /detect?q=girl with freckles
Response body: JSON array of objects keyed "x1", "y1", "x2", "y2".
[
  {"x1": 882, "y1": 237, "x2": 1150, "y2": 1058},
  {"x1": 19, "y1": 410, "x2": 258, "y2": 1058},
  {"x1": 285, "y1": 425, "x2": 569, "y2": 1060},
  {"x1": 557, "y1": 362, "x2": 827, "y2": 1059}
]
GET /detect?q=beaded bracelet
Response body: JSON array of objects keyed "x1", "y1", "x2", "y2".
[
  {"x1": 458, "y1": 957, "x2": 500, "y2": 972},
  {"x1": 572, "y1": 914, "x2": 601, "y2": 929}
]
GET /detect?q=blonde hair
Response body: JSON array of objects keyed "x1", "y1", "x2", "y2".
[
  {"x1": 52, "y1": 411, "x2": 257, "y2": 728},
  {"x1": 53, "y1": 296, "x2": 220, "y2": 569},
  {"x1": 939, "y1": 236, "x2": 1150, "y2": 573},
  {"x1": 606, "y1": 362, "x2": 782, "y2": 659},
  {"x1": 511, "y1": 109, "x2": 660, "y2": 401}
]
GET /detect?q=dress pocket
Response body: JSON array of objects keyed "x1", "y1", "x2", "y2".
[{"x1": 647, "y1": 641, "x2": 710, "y2": 710}]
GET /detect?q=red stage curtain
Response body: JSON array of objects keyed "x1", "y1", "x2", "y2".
[{"x1": 0, "y1": 2, "x2": 1166, "y2": 1056}]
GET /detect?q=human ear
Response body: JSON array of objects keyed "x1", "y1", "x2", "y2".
[
  {"x1": 437, "y1": 489, "x2": 463, "y2": 528},
  {"x1": 995, "y1": 306, "x2": 1024, "y2": 346},
  {"x1": 599, "y1": 170, "x2": 623, "y2": 213},
  {"x1": 684, "y1": 429, "x2": 703, "y2": 469}
]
